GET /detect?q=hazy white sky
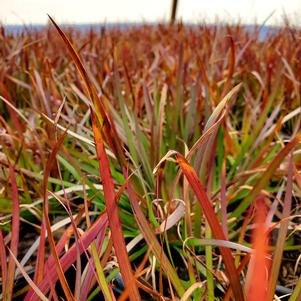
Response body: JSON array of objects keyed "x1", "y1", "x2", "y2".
[{"x1": 1, "y1": 0, "x2": 301, "y2": 26}]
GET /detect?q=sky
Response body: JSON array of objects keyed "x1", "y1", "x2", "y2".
[{"x1": 1, "y1": 0, "x2": 301, "y2": 26}]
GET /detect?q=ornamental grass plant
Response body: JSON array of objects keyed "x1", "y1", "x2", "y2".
[{"x1": 0, "y1": 19, "x2": 301, "y2": 300}]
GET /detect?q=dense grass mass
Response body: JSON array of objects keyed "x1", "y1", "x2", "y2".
[{"x1": 0, "y1": 22, "x2": 301, "y2": 300}]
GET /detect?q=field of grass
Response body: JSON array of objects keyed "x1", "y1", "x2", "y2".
[{"x1": 0, "y1": 19, "x2": 301, "y2": 301}]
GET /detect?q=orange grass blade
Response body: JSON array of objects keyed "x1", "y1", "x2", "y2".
[
  {"x1": 221, "y1": 158, "x2": 228, "y2": 238},
  {"x1": 91, "y1": 108, "x2": 141, "y2": 301},
  {"x1": 246, "y1": 198, "x2": 270, "y2": 301},
  {"x1": 175, "y1": 153, "x2": 245, "y2": 301}
]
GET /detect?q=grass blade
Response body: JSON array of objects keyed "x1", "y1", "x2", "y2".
[
  {"x1": 91, "y1": 108, "x2": 141, "y2": 301},
  {"x1": 0, "y1": 229, "x2": 7, "y2": 296},
  {"x1": 47, "y1": 15, "x2": 124, "y2": 164},
  {"x1": 3, "y1": 163, "x2": 20, "y2": 301},
  {"x1": 231, "y1": 133, "x2": 301, "y2": 217},
  {"x1": 267, "y1": 154, "x2": 293, "y2": 300},
  {"x1": 42, "y1": 131, "x2": 75, "y2": 301},
  {"x1": 124, "y1": 178, "x2": 187, "y2": 298},
  {"x1": 245, "y1": 198, "x2": 270, "y2": 301},
  {"x1": 25, "y1": 213, "x2": 108, "y2": 300},
  {"x1": 7, "y1": 248, "x2": 49, "y2": 301},
  {"x1": 33, "y1": 218, "x2": 46, "y2": 285},
  {"x1": 175, "y1": 153, "x2": 245, "y2": 301}
]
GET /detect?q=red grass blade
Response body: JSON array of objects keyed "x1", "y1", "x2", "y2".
[
  {"x1": 33, "y1": 218, "x2": 46, "y2": 284},
  {"x1": 3, "y1": 162, "x2": 20, "y2": 301},
  {"x1": 25, "y1": 213, "x2": 108, "y2": 300},
  {"x1": 175, "y1": 153, "x2": 245, "y2": 301},
  {"x1": 47, "y1": 15, "x2": 125, "y2": 164},
  {"x1": 91, "y1": 108, "x2": 141, "y2": 301},
  {"x1": 0, "y1": 229, "x2": 7, "y2": 296}
]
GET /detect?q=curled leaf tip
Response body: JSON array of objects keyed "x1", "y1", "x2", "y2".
[{"x1": 152, "y1": 150, "x2": 178, "y2": 174}]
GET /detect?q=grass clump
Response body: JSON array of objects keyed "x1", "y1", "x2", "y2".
[{"x1": 0, "y1": 20, "x2": 301, "y2": 300}]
